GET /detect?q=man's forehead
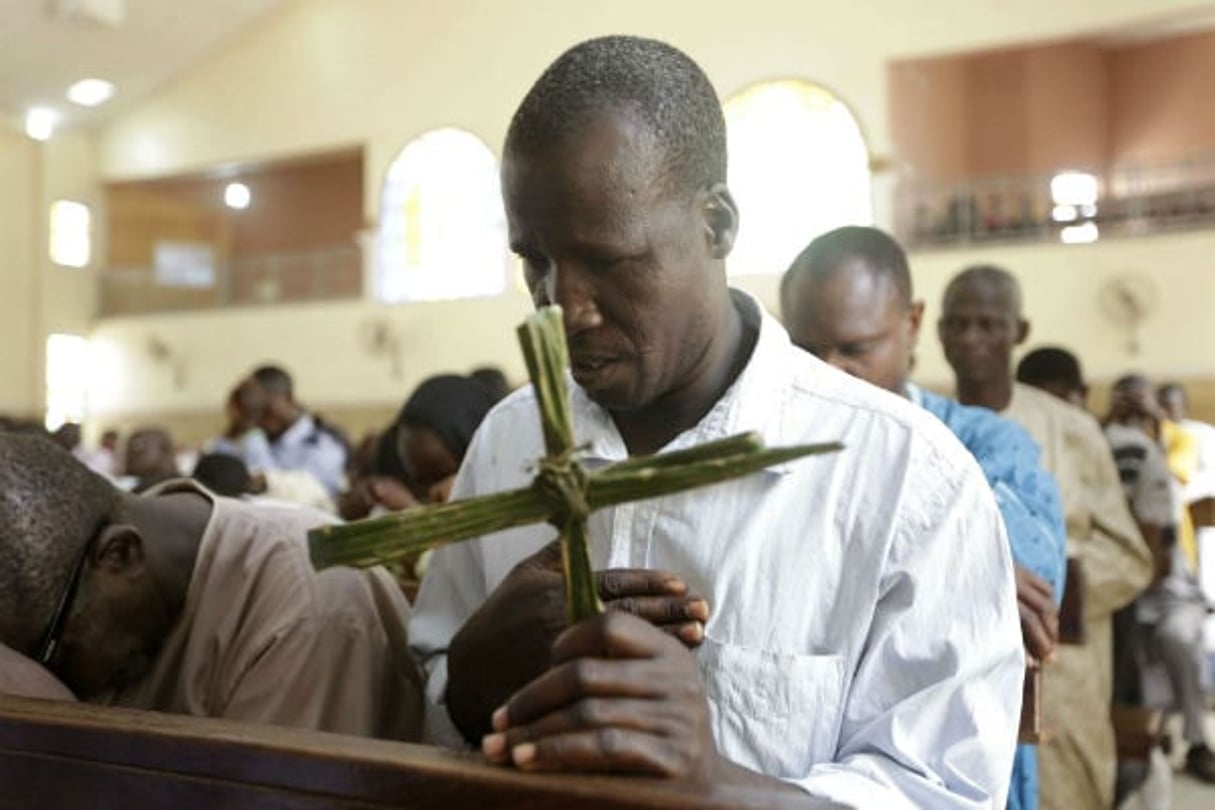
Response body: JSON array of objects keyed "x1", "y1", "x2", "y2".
[
  {"x1": 943, "y1": 279, "x2": 1017, "y2": 315},
  {"x1": 504, "y1": 110, "x2": 663, "y2": 198},
  {"x1": 798, "y1": 262, "x2": 900, "y2": 313},
  {"x1": 793, "y1": 266, "x2": 902, "y2": 337}
]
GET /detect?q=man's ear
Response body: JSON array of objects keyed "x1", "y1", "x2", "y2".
[
  {"x1": 703, "y1": 184, "x2": 739, "y2": 260},
  {"x1": 907, "y1": 300, "x2": 926, "y2": 343},
  {"x1": 91, "y1": 525, "x2": 146, "y2": 577},
  {"x1": 1015, "y1": 318, "x2": 1031, "y2": 346}
]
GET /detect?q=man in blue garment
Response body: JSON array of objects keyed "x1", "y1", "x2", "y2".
[{"x1": 781, "y1": 226, "x2": 1067, "y2": 810}]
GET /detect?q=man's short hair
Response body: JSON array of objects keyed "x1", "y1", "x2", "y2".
[
  {"x1": 470, "y1": 366, "x2": 511, "y2": 403},
  {"x1": 0, "y1": 433, "x2": 118, "y2": 651},
  {"x1": 1016, "y1": 347, "x2": 1086, "y2": 391},
  {"x1": 781, "y1": 226, "x2": 913, "y2": 320},
  {"x1": 192, "y1": 453, "x2": 251, "y2": 497},
  {"x1": 1157, "y1": 382, "x2": 1187, "y2": 403},
  {"x1": 944, "y1": 265, "x2": 1024, "y2": 317},
  {"x1": 505, "y1": 35, "x2": 726, "y2": 197},
  {"x1": 398, "y1": 374, "x2": 500, "y2": 461},
  {"x1": 252, "y1": 365, "x2": 294, "y2": 400},
  {"x1": 1112, "y1": 372, "x2": 1151, "y2": 393}
]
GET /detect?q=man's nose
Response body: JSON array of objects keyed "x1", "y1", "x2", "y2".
[{"x1": 543, "y1": 264, "x2": 602, "y2": 334}]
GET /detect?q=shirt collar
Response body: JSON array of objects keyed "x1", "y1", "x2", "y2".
[
  {"x1": 276, "y1": 412, "x2": 315, "y2": 447},
  {"x1": 570, "y1": 289, "x2": 800, "y2": 475}
]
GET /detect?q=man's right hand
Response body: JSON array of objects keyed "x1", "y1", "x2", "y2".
[
  {"x1": 445, "y1": 541, "x2": 709, "y2": 743},
  {"x1": 1015, "y1": 565, "x2": 1058, "y2": 662}
]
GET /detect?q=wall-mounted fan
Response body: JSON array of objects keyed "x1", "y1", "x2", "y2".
[
  {"x1": 146, "y1": 335, "x2": 187, "y2": 390},
  {"x1": 1098, "y1": 274, "x2": 1160, "y2": 356},
  {"x1": 358, "y1": 318, "x2": 403, "y2": 379}
]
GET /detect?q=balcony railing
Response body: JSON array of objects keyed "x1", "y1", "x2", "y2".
[
  {"x1": 100, "y1": 244, "x2": 364, "y2": 317},
  {"x1": 894, "y1": 155, "x2": 1215, "y2": 250}
]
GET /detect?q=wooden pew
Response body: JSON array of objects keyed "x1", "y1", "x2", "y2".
[
  {"x1": 1191, "y1": 496, "x2": 1215, "y2": 529},
  {"x1": 0, "y1": 695, "x2": 821, "y2": 809}
]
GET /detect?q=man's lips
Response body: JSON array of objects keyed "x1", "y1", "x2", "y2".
[{"x1": 570, "y1": 354, "x2": 621, "y2": 383}]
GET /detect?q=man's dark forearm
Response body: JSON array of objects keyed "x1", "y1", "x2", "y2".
[{"x1": 445, "y1": 606, "x2": 557, "y2": 743}]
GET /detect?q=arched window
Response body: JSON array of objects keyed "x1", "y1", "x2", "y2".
[
  {"x1": 724, "y1": 80, "x2": 871, "y2": 276},
  {"x1": 377, "y1": 128, "x2": 510, "y2": 302}
]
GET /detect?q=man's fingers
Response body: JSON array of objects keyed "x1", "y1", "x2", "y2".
[
  {"x1": 499, "y1": 615, "x2": 684, "y2": 729},
  {"x1": 493, "y1": 727, "x2": 686, "y2": 777},
  {"x1": 1019, "y1": 604, "x2": 1055, "y2": 660},
  {"x1": 501, "y1": 655, "x2": 664, "y2": 729},
  {"x1": 1016, "y1": 575, "x2": 1056, "y2": 615},
  {"x1": 552, "y1": 611, "x2": 680, "y2": 664},
  {"x1": 1017, "y1": 584, "x2": 1060, "y2": 645},
  {"x1": 597, "y1": 568, "x2": 687, "y2": 600},
  {"x1": 1015, "y1": 566, "x2": 1054, "y2": 598},
  {"x1": 484, "y1": 697, "x2": 677, "y2": 763},
  {"x1": 605, "y1": 594, "x2": 709, "y2": 625},
  {"x1": 666, "y1": 621, "x2": 705, "y2": 648}
]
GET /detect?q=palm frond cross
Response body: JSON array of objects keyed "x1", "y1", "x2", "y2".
[{"x1": 309, "y1": 307, "x2": 843, "y2": 623}]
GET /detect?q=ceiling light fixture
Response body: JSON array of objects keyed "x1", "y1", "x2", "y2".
[
  {"x1": 67, "y1": 78, "x2": 115, "y2": 107},
  {"x1": 25, "y1": 107, "x2": 57, "y2": 141},
  {"x1": 224, "y1": 182, "x2": 251, "y2": 210}
]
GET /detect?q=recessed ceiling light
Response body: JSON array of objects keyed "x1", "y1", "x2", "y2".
[
  {"x1": 67, "y1": 78, "x2": 115, "y2": 107},
  {"x1": 25, "y1": 107, "x2": 57, "y2": 141},
  {"x1": 224, "y1": 182, "x2": 251, "y2": 210}
]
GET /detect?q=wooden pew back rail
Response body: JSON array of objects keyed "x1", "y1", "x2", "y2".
[{"x1": 0, "y1": 696, "x2": 816, "y2": 809}]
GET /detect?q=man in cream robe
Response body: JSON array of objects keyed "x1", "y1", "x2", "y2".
[{"x1": 940, "y1": 267, "x2": 1152, "y2": 810}]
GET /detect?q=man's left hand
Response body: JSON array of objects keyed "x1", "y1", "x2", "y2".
[
  {"x1": 1015, "y1": 566, "x2": 1058, "y2": 662},
  {"x1": 481, "y1": 611, "x2": 718, "y2": 781}
]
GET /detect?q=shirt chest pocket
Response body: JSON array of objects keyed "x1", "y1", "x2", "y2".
[{"x1": 697, "y1": 638, "x2": 846, "y2": 780}]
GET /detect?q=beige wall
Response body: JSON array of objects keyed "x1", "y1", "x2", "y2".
[
  {"x1": 0, "y1": 130, "x2": 98, "y2": 418},
  {"x1": 0, "y1": 130, "x2": 39, "y2": 415},
  {"x1": 907, "y1": 230, "x2": 1215, "y2": 388}
]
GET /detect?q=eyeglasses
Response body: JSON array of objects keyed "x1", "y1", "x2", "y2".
[{"x1": 35, "y1": 539, "x2": 92, "y2": 668}]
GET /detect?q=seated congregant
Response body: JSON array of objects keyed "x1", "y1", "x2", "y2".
[
  {"x1": 1015, "y1": 347, "x2": 1090, "y2": 409},
  {"x1": 394, "y1": 374, "x2": 500, "y2": 505},
  {"x1": 192, "y1": 452, "x2": 255, "y2": 498},
  {"x1": 469, "y1": 366, "x2": 513, "y2": 404},
  {"x1": 340, "y1": 373, "x2": 499, "y2": 522},
  {"x1": 0, "y1": 433, "x2": 422, "y2": 741},
  {"x1": 410, "y1": 35, "x2": 1024, "y2": 807},
  {"x1": 124, "y1": 427, "x2": 181, "y2": 493},
  {"x1": 780, "y1": 225, "x2": 1067, "y2": 809},
  {"x1": 212, "y1": 365, "x2": 349, "y2": 498},
  {"x1": 1103, "y1": 375, "x2": 1215, "y2": 784}
]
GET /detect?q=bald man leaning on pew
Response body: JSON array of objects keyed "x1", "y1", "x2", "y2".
[{"x1": 0, "y1": 432, "x2": 422, "y2": 741}]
